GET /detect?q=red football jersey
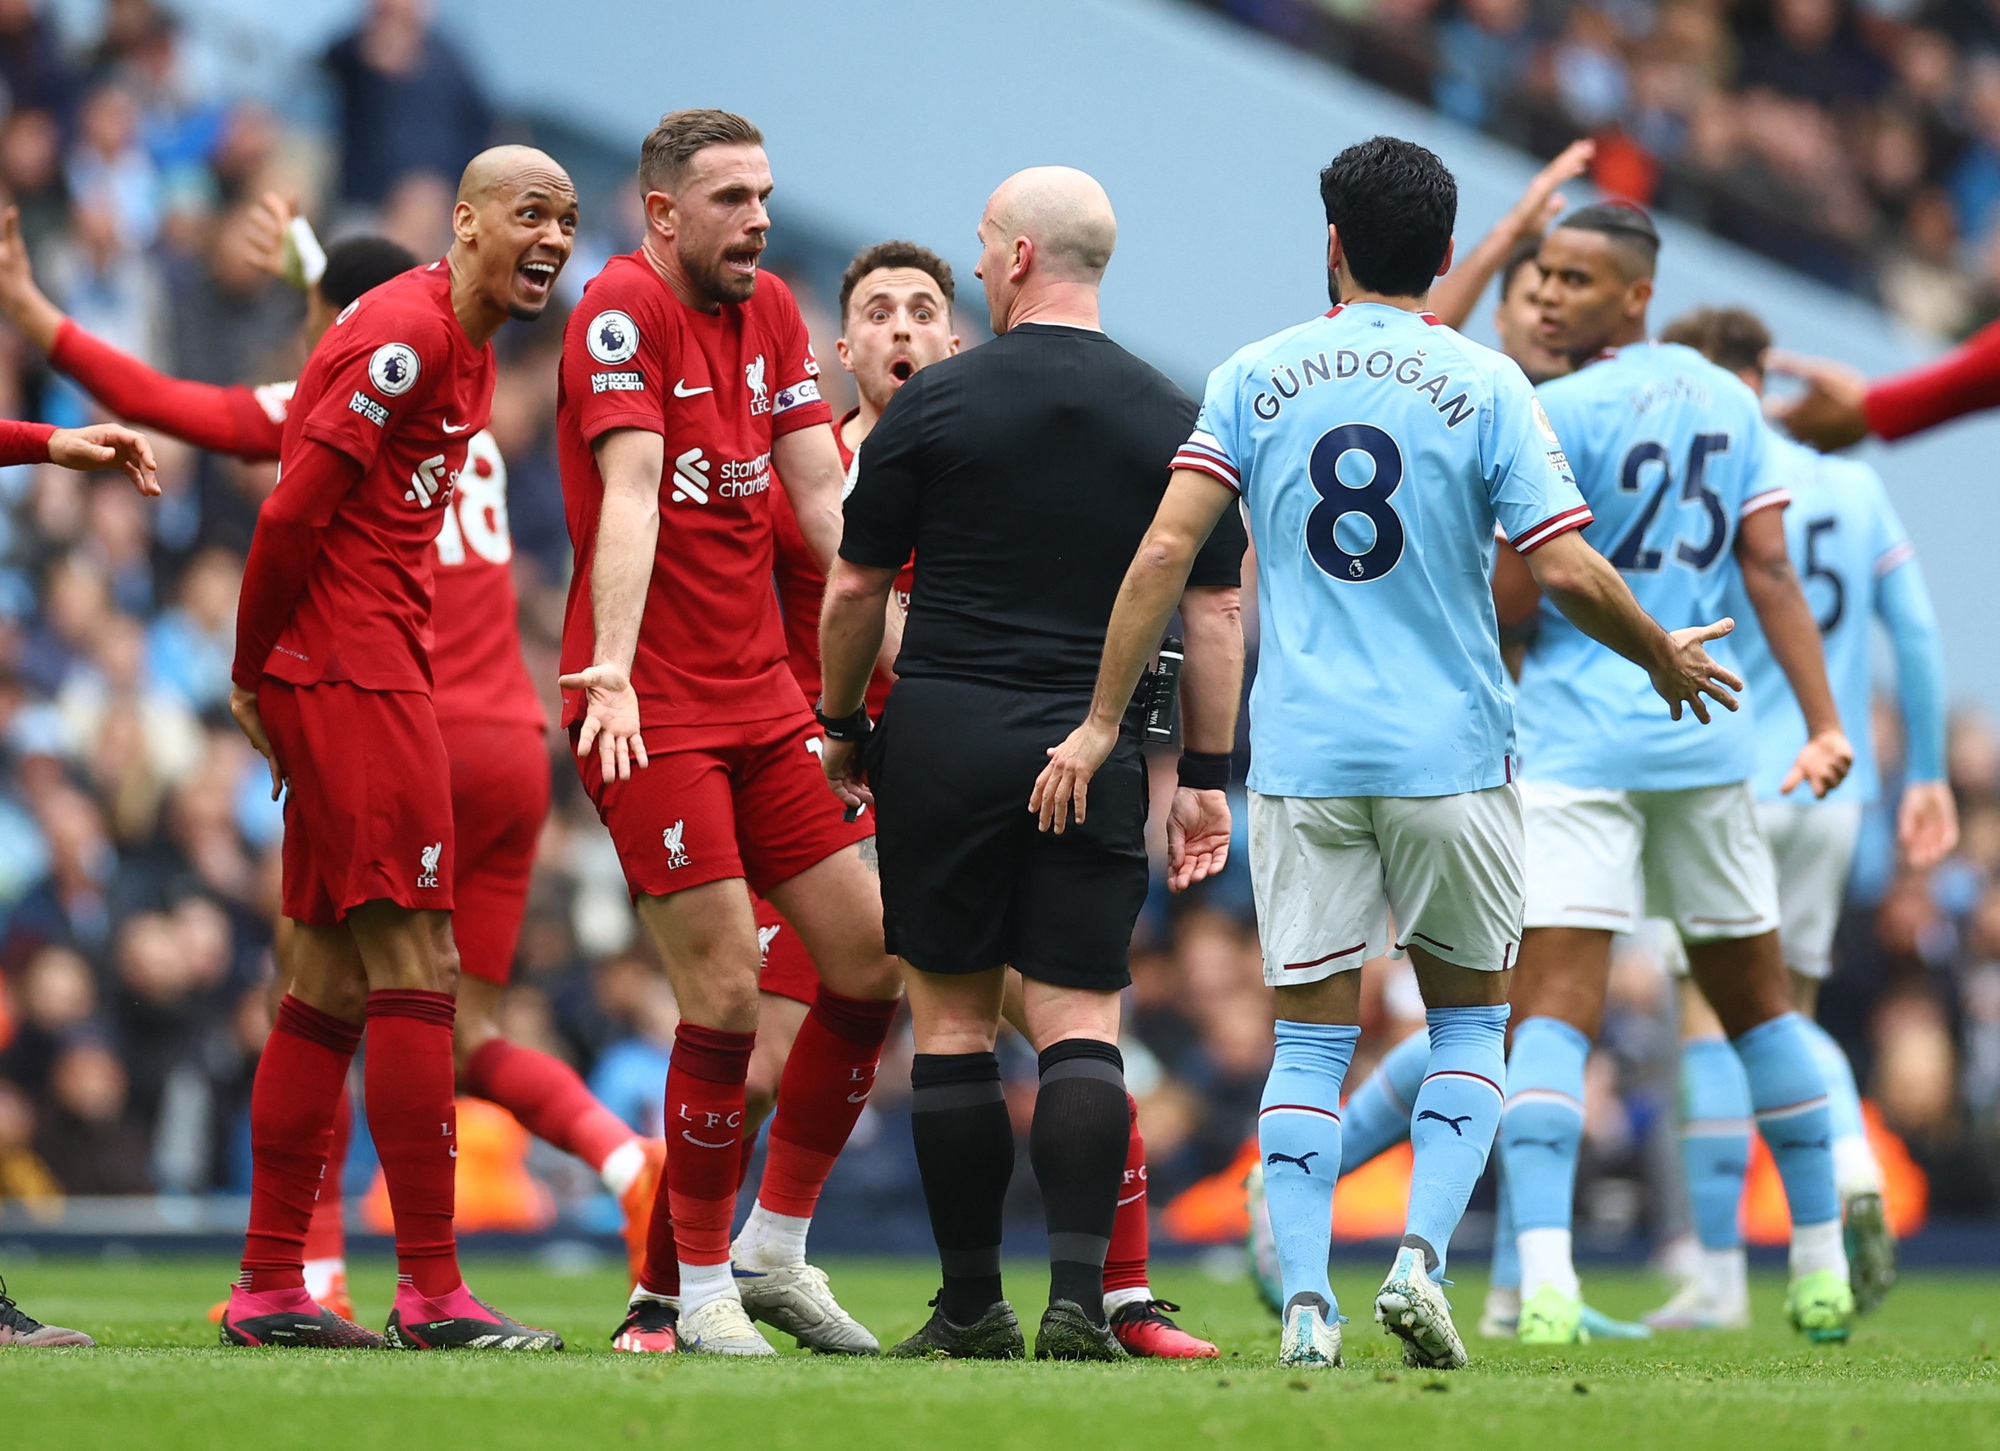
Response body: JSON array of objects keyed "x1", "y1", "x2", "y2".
[
  {"x1": 431, "y1": 431, "x2": 545, "y2": 730},
  {"x1": 771, "y1": 407, "x2": 911, "y2": 716},
  {"x1": 557, "y1": 254, "x2": 832, "y2": 730},
  {"x1": 263, "y1": 262, "x2": 496, "y2": 693}
]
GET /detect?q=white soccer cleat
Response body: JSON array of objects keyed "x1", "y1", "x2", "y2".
[
  {"x1": 1643, "y1": 1279, "x2": 1750, "y2": 1332},
  {"x1": 1278, "y1": 1292, "x2": 1343, "y2": 1368},
  {"x1": 733, "y1": 1262, "x2": 880, "y2": 1356},
  {"x1": 1374, "y1": 1247, "x2": 1468, "y2": 1369},
  {"x1": 677, "y1": 1295, "x2": 778, "y2": 1356}
]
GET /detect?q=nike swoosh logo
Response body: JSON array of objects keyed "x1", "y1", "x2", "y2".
[
  {"x1": 846, "y1": 1091, "x2": 871, "y2": 1104},
  {"x1": 1116, "y1": 1191, "x2": 1145, "y2": 1206},
  {"x1": 673, "y1": 381, "x2": 713, "y2": 398},
  {"x1": 441, "y1": 420, "x2": 471, "y2": 433},
  {"x1": 681, "y1": 1132, "x2": 733, "y2": 1149}
]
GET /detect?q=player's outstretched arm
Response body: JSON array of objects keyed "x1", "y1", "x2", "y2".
[
  {"x1": 1032, "y1": 469, "x2": 1236, "y2": 834},
  {"x1": 1770, "y1": 318, "x2": 2000, "y2": 450},
  {"x1": 1764, "y1": 351, "x2": 1871, "y2": 451},
  {"x1": 561, "y1": 428, "x2": 661, "y2": 783},
  {"x1": 1876, "y1": 553, "x2": 1957, "y2": 866},
  {"x1": 49, "y1": 424, "x2": 159, "y2": 495},
  {"x1": 818, "y1": 557, "x2": 900, "y2": 812},
  {"x1": 1167, "y1": 582, "x2": 1245, "y2": 892},
  {"x1": 771, "y1": 424, "x2": 847, "y2": 572},
  {"x1": 1428, "y1": 139, "x2": 1593, "y2": 330},
  {"x1": 1735, "y1": 505, "x2": 1852, "y2": 796},
  {"x1": 1524, "y1": 528, "x2": 1743, "y2": 723}
]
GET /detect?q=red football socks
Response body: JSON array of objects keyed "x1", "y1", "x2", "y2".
[
  {"x1": 240, "y1": 996, "x2": 360, "y2": 1293},
  {"x1": 301, "y1": 1083, "x2": 352, "y2": 1265},
  {"x1": 365, "y1": 990, "x2": 463, "y2": 1298},
  {"x1": 461, "y1": 1036, "x2": 634, "y2": 1172},
  {"x1": 660, "y1": 1023, "x2": 754, "y2": 1271},
  {"x1": 757, "y1": 990, "x2": 898, "y2": 1219},
  {"x1": 1103, "y1": 1094, "x2": 1151, "y2": 1296}
]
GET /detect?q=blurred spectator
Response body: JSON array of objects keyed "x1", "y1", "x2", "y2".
[
  {"x1": 323, "y1": 0, "x2": 492, "y2": 210},
  {"x1": 0, "y1": 1078, "x2": 60, "y2": 1216},
  {"x1": 31, "y1": 1038, "x2": 149, "y2": 1193}
]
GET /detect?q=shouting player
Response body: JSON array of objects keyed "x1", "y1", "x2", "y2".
[
  {"x1": 0, "y1": 201, "x2": 669, "y2": 1322},
  {"x1": 221, "y1": 146, "x2": 576, "y2": 1351},
  {"x1": 557, "y1": 110, "x2": 901, "y2": 1358},
  {"x1": 1651, "y1": 307, "x2": 1952, "y2": 1328},
  {"x1": 1494, "y1": 203, "x2": 1858, "y2": 1346}
]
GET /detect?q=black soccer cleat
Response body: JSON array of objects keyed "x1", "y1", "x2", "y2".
[
  {"x1": 219, "y1": 1289, "x2": 384, "y2": 1349},
  {"x1": 885, "y1": 1297, "x2": 1025, "y2": 1360},
  {"x1": 1034, "y1": 1299, "x2": 1128, "y2": 1361},
  {"x1": 385, "y1": 1295, "x2": 563, "y2": 1351}
]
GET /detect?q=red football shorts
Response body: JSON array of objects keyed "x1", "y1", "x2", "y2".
[
  {"x1": 445, "y1": 718, "x2": 549, "y2": 985},
  {"x1": 262, "y1": 680, "x2": 454, "y2": 926},
  {"x1": 573, "y1": 709, "x2": 871, "y2": 901},
  {"x1": 754, "y1": 895, "x2": 820, "y2": 1005}
]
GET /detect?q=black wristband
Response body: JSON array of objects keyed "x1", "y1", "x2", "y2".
[
  {"x1": 813, "y1": 699, "x2": 872, "y2": 743},
  {"x1": 1178, "y1": 749, "x2": 1232, "y2": 792}
]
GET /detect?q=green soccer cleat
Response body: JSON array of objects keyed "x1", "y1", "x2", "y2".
[
  {"x1": 1786, "y1": 1268, "x2": 1856, "y2": 1344},
  {"x1": 1033, "y1": 1300, "x2": 1127, "y2": 1361},
  {"x1": 1843, "y1": 1190, "x2": 1896, "y2": 1315},
  {"x1": 887, "y1": 1298, "x2": 1025, "y2": 1360},
  {"x1": 1516, "y1": 1284, "x2": 1586, "y2": 1346}
]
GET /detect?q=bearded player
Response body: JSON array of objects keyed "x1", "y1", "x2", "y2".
[
  {"x1": 557, "y1": 110, "x2": 902, "y2": 1357},
  {"x1": 220, "y1": 146, "x2": 576, "y2": 1351},
  {"x1": 0, "y1": 201, "x2": 668, "y2": 1324},
  {"x1": 751, "y1": 239, "x2": 1217, "y2": 1358}
]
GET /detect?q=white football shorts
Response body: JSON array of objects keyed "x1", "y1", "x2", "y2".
[
  {"x1": 1249, "y1": 784, "x2": 1524, "y2": 987},
  {"x1": 1522, "y1": 779, "x2": 1780, "y2": 943},
  {"x1": 1756, "y1": 798, "x2": 1863, "y2": 979}
]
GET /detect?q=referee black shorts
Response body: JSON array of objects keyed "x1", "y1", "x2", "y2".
[{"x1": 867, "y1": 676, "x2": 1148, "y2": 992}]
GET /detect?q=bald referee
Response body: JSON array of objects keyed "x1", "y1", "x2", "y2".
[{"x1": 817, "y1": 167, "x2": 1246, "y2": 1361}]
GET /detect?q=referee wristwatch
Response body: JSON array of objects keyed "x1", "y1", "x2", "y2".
[{"x1": 813, "y1": 698, "x2": 872, "y2": 743}]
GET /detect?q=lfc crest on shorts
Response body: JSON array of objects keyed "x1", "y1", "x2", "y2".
[
  {"x1": 663, "y1": 820, "x2": 689, "y2": 870},
  {"x1": 418, "y1": 841, "x2": 442, "y2": 889}
]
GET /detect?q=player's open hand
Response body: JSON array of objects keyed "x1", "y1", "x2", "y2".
[
  {"x1": 1781, "y1": 727, "x2": 1854, "y2": 799},
  {"x1": 1166, "y1": 786, "x2": 1231, "y2": 892},
  {"x1": 1031, "y1": 718, "x2": 1119, "y2": 835},
  {"x1": 50, "y1": 423, "x2": 159, "y2": 495},
  {"x1": 1897, "y1": 778, "x2": 1959, "y2": 869},
  {"x1": 1765, "y1": 350, "x2": 1870, "y2": 452},
  {"x1": 1650, "y1": 618, "x2": 1742, "y2": 723},
  {"x1": 818, "y1": 735, "x2": 872, "y2": 814},
  {"x1": 1513, "y1": 138, "x2": 1596, "y2": 238},
  {"x1": 229, "y1": 685, "x2": 284, "y2": 800},
  {"x1": 559, "y1": 663, "x2": 648, "y2": 781}
]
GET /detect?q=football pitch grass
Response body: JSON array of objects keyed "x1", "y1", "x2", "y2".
[{"x1": 4, "y1": 1256, "x2": 1997, "y2": 1450}]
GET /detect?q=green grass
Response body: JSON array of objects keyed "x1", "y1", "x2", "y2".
[{"x1": 3, "y1": 1256, "x2": 1996, "y2": 1450}]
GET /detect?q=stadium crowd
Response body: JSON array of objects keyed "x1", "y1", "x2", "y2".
[
  {"x1": 0, "y1": 0, "x2": 1992, "y2": 1280},
  {"x1": 1211, "y1": 0, "x2": 2000, "y2": 333}
]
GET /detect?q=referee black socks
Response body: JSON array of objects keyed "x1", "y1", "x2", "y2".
[
  {"x1": 1030, "y1": 1038, "x2": 1128, "y2": 1327},
  {"x1": 911, "y1": 1051, "x2": 1014, "y2": 1325}
]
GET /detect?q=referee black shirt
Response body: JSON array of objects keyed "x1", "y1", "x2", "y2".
[{"x1": 839, "y1": 323, "x2": 1246, "y2": 692}]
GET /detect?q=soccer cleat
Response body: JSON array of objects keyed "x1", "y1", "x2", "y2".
[
  {"x1": 1477, "y1": 1285, "x2": 1519, "y2": 1339},
  {"x1": 210, "y1": 1270, "x2": 355, "y2": 1327},
  {"x1": 1515, "y1": 1284, "x2": 1586, "y2": 1345},
  {"x1": 1785, "y1": 1268, "x2": 1856, "y2": 1344},
  {"x1": 1580, "y1": 1304, "x2": 1652, "y2": 1339},
  {"x1": 1278, "y1": 1292, "x2": 1343, "y2": 1368},
  {"x1": 734, "y1": 1261, "x2": 879, "y2": 1355},
  {"x1": 619, "y1": 1139, "x2": 666, "y2": 1286},
  {"x1": 610, "y1": 1296, "x2": 679, "y2": 1353},
  {"x1": 1109, "y1": 1299, "x2": 1219, "y2": 1359},
  {"x1": 886, "y1": 1298, "x2": 1025, "y2": 1360},
  {"x1": 0, "y1": 1277, "x2": 94, "y2": 1347},
  {"x1": 1644, "y1": 1280, "x2": 1749, "y2": 1332},
  {"x1": 677, "y1": 1295, "x2": 777, "y2": 1356},
  {"x1": 384, "y1": 1286, "x2": 562, "y2": 1351},
  {"x1": 1033, "y1": 1299, "x2": 1127, "y2": 1361},
  {"x1": 1374, "y1": 1248, "x2": 1468, "y2": 1369},
  {"x1": 1843, "y1": 1190, "x2": 1896, "y2": 1314},
  {"x1": 218, "y1": 1285, "x2": 383, "y2": 1349},
  {"x1": 1244, "y1": 1161, "x2": 1284, "y2": 1317}
]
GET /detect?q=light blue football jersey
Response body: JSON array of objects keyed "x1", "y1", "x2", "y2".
[
  {"x1": 1176, "y1": 302, "x2": 1589, "y2": 798},
  {"x1": 1517, "y1": 342, "x2": 1786, "y2": 791},
  {"x1": 1724, "y1": 437, "x2": 1912, "y2": 804}
]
